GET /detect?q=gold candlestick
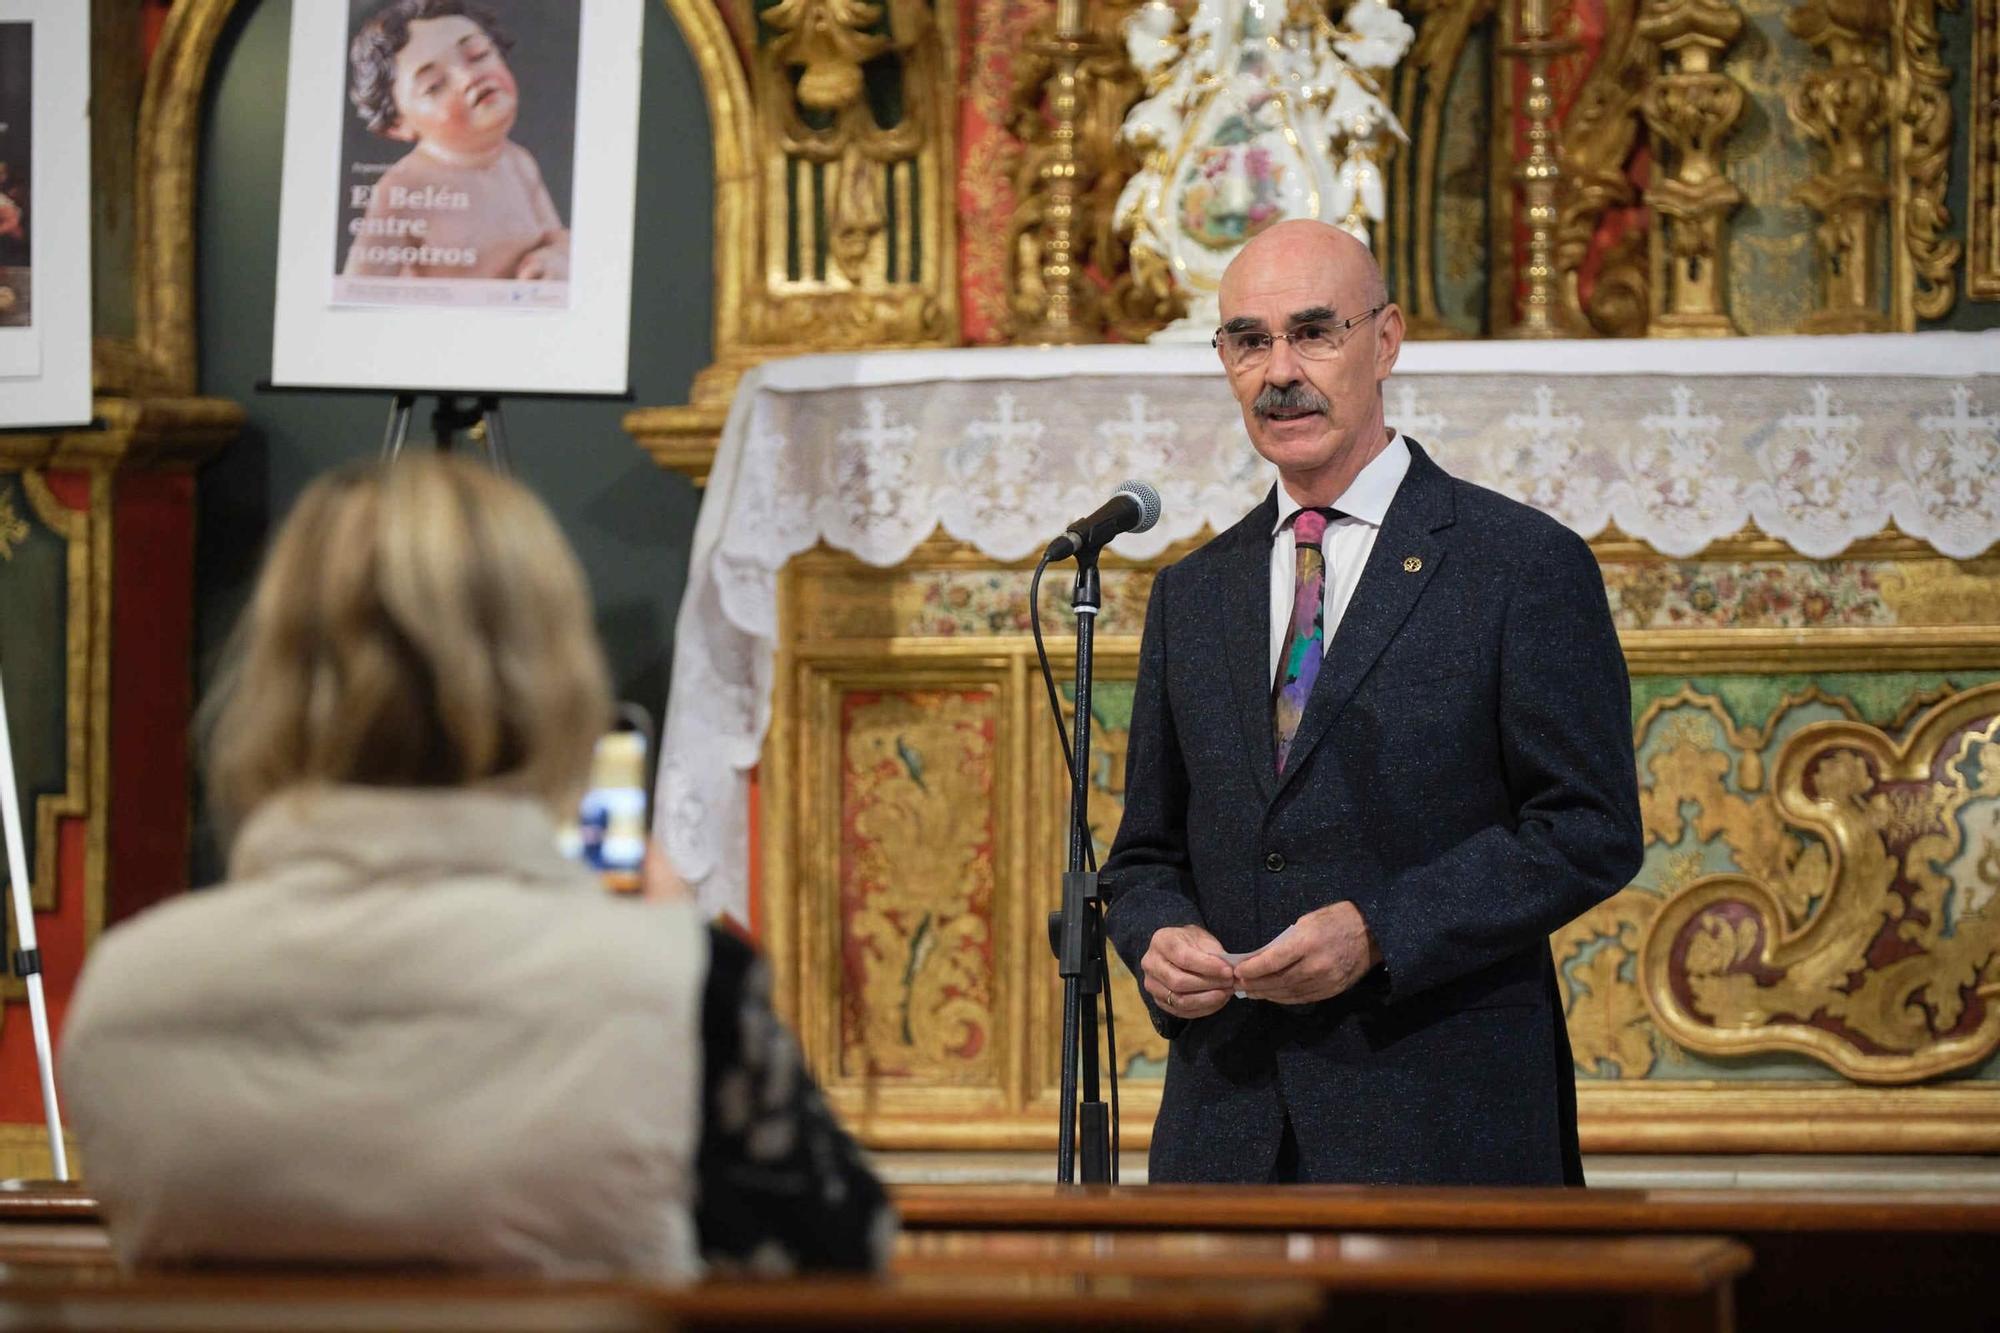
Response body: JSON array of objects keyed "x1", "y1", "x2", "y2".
[
  {"x1": 1503, "y1": 0, "x2": 1590, "y2": 338},
  {"x1": 1017, "y1": 19, "x2": 1100, "y2": 345}
]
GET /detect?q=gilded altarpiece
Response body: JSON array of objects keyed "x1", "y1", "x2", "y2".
[
  {"x1": 657, "y1": 0, "x2": 2000, "y2": 1153},
  {"x1": 762, "y1": 536, "x2": 2000, "y2": 1150},
  {"x1": 648, "y1": 0, "x2": 2000, "y2": 485}
]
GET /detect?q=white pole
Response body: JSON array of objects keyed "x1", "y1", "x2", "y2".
[{"x1": 0, "y1": 662, "x2": 69, "y2": 1180}]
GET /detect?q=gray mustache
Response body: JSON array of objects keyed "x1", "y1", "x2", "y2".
[{"x1": 1253, "y1": 384, "x2": 1330, "y2": 416}]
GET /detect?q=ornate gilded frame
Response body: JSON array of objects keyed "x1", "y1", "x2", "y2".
[
  {"x1": 90, "y1": 0, "x2": 237, "y2": 399},
  {"x1": 0, "y1": 473, "x2": 96, "y2": 986},
  {"x1": 628, "y1": 0, "x2": 961, "y2": 481}
]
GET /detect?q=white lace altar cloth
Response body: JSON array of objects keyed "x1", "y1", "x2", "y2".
[{"x1": 658, "y1": 332, "x2": 2000, "y2": 922}]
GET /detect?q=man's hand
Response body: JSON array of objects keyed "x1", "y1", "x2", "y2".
[
  {"x1": 1141, "y1": 924, "x2": 1237, "y2": 1020},
  {"x1": 1233, "y1": 902, "x2": 1381, "y2": 1005}
]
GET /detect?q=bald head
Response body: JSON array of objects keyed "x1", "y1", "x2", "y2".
[
  {"x1": 1213, "y1": 218, "x2": 1403, "y2": 508},
  {"x1": 1219, "y1": 220, "x2": 1388, "y2": 315}
]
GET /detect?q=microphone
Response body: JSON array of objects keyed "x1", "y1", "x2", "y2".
[{"x1": 1044, "y1": 480, "x2": 1163, "y2": 561}]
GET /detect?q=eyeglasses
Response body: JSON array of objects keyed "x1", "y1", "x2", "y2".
[{"x1": 1213, "y1": 305, "x2": 1386, "y2": 368}]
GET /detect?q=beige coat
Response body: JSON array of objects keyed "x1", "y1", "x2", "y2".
[{"x1": 61, "y1": 786, "x2": 709, "y2": 1277}]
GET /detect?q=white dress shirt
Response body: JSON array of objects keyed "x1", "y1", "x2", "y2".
[{"x1": 1269, "y1": 433, "x2": 1413, "y2": 686}]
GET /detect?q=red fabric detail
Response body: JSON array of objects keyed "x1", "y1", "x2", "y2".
[
  {"x1": 0, "y1": 818, "x2": 87, "y2": 1123},
  {"x1": 142, "y1": 1, "x2": 172, "y2": 67},
  {"x1": 957, "y1": 0, "x2": 1047, "y2": 344},
  {"x1": 108, "y1": 472, "x2": 197, "y2": 927}
]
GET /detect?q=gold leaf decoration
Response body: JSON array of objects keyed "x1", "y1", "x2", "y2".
[
  {"x1": 1641, "y1": 684, "x2": 2000, "y2": 1084},
  {"x1": 0, "y1": 491, "x2": 27, "y2": 561},
  {"x1": 1554, "y1": 893, "x2": 1663, "y2": 1079},
  {"x1": 839, "y1": 690, "x2": 998, "y2": 1081}
]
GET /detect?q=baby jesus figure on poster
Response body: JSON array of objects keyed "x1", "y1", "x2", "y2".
[{"x1": 343, "y1": 0, "x2": 569, "y2": 283}]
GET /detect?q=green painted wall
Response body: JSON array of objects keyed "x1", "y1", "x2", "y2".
[{"x1": 193, "y1": 0, "x2": 712, "y2": 876}]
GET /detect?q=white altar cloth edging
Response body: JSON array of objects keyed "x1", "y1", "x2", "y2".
[{"x1": 657, "y1": 334, "x2": 2000, "y2": 924}]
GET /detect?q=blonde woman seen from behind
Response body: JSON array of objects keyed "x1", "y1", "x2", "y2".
[{"x1": 62, "y1": 456, "x2": 892, "y2": 1277}]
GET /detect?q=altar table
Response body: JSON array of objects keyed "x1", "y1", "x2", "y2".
[{"x1": 661, "y1": 332, "x2": 2000, "y2": 925}]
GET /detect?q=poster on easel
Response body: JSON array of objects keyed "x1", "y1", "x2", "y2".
[
  {"x1": 0, "y1": 0, "x2": 89, "y2": 427},
  {"x1": 272, "y1": 0, "x2": 642, "y2": 394},
  {"x1": 0, "y1": 22, "x2": 33, "y2": 368}
]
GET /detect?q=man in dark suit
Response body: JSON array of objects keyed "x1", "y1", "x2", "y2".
[{"x1": 1102, "y1": 220, "x2": 1643, "y2": 1186}]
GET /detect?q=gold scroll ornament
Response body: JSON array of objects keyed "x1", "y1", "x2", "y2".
[
  {"x1": 1971, "y1": 0, "x2": 2000, "y2": 299},
  {"x1": 1786, "y1": 0, "x2": 1892, "y2": 332},
  {"x1": 1641, "y1": 682, "x2": 2000, "y2": 1084},
  {"x1": 1637, "y1": 0, "x2": 1746, "y2": 335}
]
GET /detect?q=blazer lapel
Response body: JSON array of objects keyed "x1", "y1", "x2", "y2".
[
  {"x1": 1222, "y1": 488, "x2": 1281, "y2": 803},
  {"x1": 1275, "y1": 441, "x2": 1457, "y2": 795}
]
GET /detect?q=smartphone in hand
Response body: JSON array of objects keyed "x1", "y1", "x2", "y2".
[{"x1": 557, "y1": 706, "x2": 652, "y2": 894}]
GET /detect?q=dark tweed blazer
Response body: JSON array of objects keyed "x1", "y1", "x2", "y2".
[{"x1": 1103, "y1": 439, "x2": 1643, "y2": 1186}]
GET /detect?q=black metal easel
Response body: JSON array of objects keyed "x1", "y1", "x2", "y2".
[{"x1": 381, "y1": 392, "x2": 511, "y2": 471}]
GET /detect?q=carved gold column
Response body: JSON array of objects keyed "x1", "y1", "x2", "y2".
[
  {"x1": 1503, "y1": 0, "x2": 1592, "y2": 337},
  {"x1": 1552, "y1": 0, "x2": 1651, "y2": 338},
  {"x1": 1786, "y1": 0, "x2": 1892, "y2": 333},
  {"x1": 1892, "y1": 0, "x2": 1961, "y2": 324},
  {"x1": 1013, "y1": 1, "x2": 1101, "y2": 344},
  {"x1": 625, "y1": 0, "x2": 960, "y2": 482},
  {"x1": 1637, "y1": 0, "x2": 1744, "y2": 336},
  {"x1": 1973, "y1": 0, "x2": 2000, "y2": 300}
]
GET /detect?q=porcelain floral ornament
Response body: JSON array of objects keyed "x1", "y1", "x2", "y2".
[{"x1": 1116, "y1": 0, "x2": 1414, "y2": 341}]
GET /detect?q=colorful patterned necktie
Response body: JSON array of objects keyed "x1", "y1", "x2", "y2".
[{"x1": 1273, "y1": 508, "x2": 1335, "y2": 773}]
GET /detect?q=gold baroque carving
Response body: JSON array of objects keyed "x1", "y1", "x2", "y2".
[
  {"x1": 1556, "y1": 891, "x2": 1667, "y2": 1079},
  {"x1": 1550, "y1": 0, "x2": 1650, "y2": 337},
  {"x1": 1786, "y1": 0, "x2": 1894, "y2": 333},
  {"x1": 1893, "y1": 0, "x2": 1961, "y2": 324},
  {"x1": 0, "y1": 495, "x2": 27, "y2": 559},
  {"x1": 1879, "y1": 557, "x2": 2000, "y2": 625},
  {"x1": 1972, "y1": 0, "x2": 2000, "y2": 299},
  {"x1": 772, "y1": 538, "x2": 2000, "y2": 1151},
  {"x1": 748, "y1": 0, "x2": 955, "y2": 337},
  {"x1": 1637, "y1": 0, "x2": 1746, "y2": 335},
  {"x1": 1642, "y1": 682, "x2": 2000, "y2": 1083},
  {"x1": 629, "y1": 0, "x2": 959, "y2": 478},
  {"x1": 93, "y1": 0, "x2": 242, "y2": 396}
]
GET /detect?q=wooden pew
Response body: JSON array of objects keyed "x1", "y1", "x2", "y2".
[
  {"x1": 0, "y1": 1192, "x2": 1323, "y2": 1333},
  {"x1": 895, "y1": 1183, "x2": 2000, "y2": 1331},
  {"x1": 0, "y1": 1185, "x2": 1748, "y2": 1333},
  {"x1": 0, "y1": 1271, "x2": 1324, "y2": 1332},
  {"x1": 898, "y1": 1229, "x2": 1750, "y2": 1333}
]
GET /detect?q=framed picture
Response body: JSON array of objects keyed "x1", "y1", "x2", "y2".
[
  {"x1": 0, "y1": 0, "x2": 89, "y2": 428},
  {"x1": 271, "y1": 0, "x2": 642, "y2": 393}
]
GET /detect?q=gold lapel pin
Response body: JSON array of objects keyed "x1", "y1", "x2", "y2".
[{"x1": 1403, "y1": 556, "x2": 1423, "y2": 573}]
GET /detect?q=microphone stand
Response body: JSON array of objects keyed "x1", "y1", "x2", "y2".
[{"x1": 1050, "y1": 548, "x2": 1111, "y2": 1184}]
